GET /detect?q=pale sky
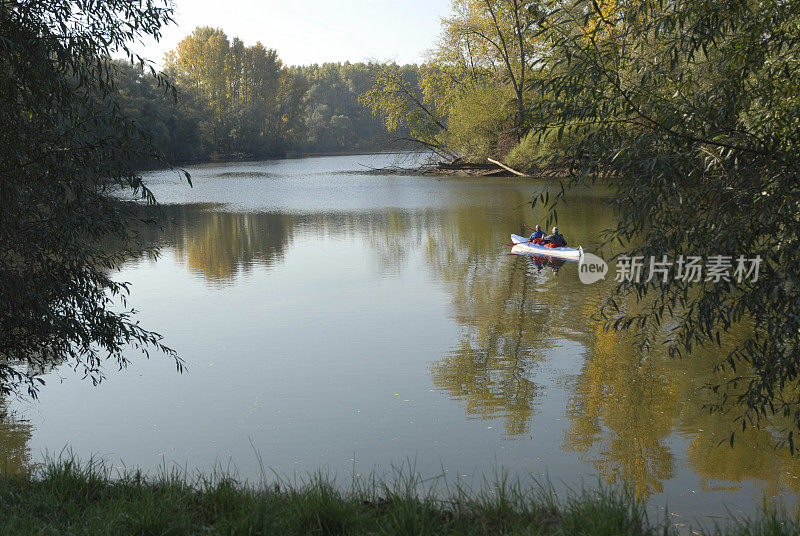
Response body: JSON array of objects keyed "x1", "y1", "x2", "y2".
[{"x1": 132, "y1": 0, "x2": 454, "y2": 67}]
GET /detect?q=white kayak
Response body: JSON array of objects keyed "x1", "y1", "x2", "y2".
[{"x1": 510, "y1": 234, "x2": 583, "y2": 261}]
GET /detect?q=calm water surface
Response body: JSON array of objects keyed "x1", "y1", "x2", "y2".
[{"x1": 2, "y1": 154, "x2": 797, "y2": 530}]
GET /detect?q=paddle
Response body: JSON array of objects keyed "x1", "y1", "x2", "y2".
[{"x1": 506, "y1": 238, "x2": 552, "y2": 246}]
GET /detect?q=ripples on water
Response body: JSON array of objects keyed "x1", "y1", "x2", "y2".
[{"x1": 1, "y1": 154, "x2": 797, "y2": 529}]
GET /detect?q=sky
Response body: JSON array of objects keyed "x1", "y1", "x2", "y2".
[{"x1": 132, "y1": 0, "x2": 454, "y2": 68}]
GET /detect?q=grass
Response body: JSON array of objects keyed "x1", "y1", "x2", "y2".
[{"x1": 0, "y1": 455, "x2": 797, "y2": 535}]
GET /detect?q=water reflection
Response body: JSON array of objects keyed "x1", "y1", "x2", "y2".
[
  {"x1": 564, "y1": 318, "x2": 800, "y2": 505},
  {"x1": 142, "y1": 205, "x2": 291, "y2": 283},
  {"x1": 523, "y1": 255, "x2": 567, "y2": 274},
  {"x1": 0, "y1": 401, "x2": 33, "y2": 474},
  {"x1": 1, "y1": 161, "x2": 797, "y2": 516},
  {"x1": 564, "y1": 324, "x2": 678, "y2": 497},
  {"x1": 429, "y1": 257, "x2": 547, "y2": 436},
  {"x1": 143, "y1": 204, "x2": 446, "y2": 284},
  {"x1": 415, "y1": 187, "x2": 798, "y2": 505},
  {"x1": 426, "y1": 193, "x2": 607, "y2": 437}
]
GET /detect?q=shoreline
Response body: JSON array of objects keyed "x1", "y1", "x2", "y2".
[
  {"x1": 150, "y1": 148, "x2": 419, "y2": 170},
  {"x1": 2, "y1": 457, "x2": 791, "y2": 535},
  {"x1": 141, "y1": 150, "x2": 570, "y2": 181}
]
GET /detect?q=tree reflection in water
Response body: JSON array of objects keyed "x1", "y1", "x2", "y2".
[
  {"x1": 137, "y1": 204, "x2": 291, "y2": 283},
  {"x1": 564, "y1": 322, "x2": 678, "y2": 496},
  {"x1": 419, "y1": 189, "x2": 800, "y2": 508},
  {"x1": 2, "y1": 192, "x2": 798, "y2": 509},
  {"x1": 0, "y1": 400, "x2": 33, "y2": 475},
  {"x1": 564, "y1": 318, "x2": 800, "y2": 506},
  {"x1": 429, "y1": 256, "x2": 546, "y2": 436},
  {"x1": 426, "y1": 190, "x2": 600, "y2": 437}
]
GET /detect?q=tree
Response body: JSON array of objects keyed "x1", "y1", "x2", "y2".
[
  {"x1": 446, "y1": 84, "x2": 516, "y2": 159},
  {"x1": 437, "y1": 0, "x2": 545, "y2": 138},
  {"x1": 113, "y1": 60, "x2": 203, "y2": 161},
  {"x1": 164, "y1": 27, "x2": 285, "y2": 157},
  {"x1": 0, "y1": 1, "x2": 186, "y2": 397},
  {"x1": 532, "y1": 0, "x2": 800, "y2": 443},
  {"x1": 292, "y1": 62, "x2": 403, "y2": 153},
  {"x1": 361, "y1": 0, "x2": 548, "y2": 160},
  {"x1": 360, "y1": 63, "x2": 455, "y2": 158}
]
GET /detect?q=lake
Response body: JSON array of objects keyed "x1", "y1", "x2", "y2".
[{"x1": 1, "y1": 153, "x2": 797, "y2": 530}]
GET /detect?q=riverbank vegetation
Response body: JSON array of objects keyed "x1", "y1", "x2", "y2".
[{"x1": 1, "y1": 456, "x2": 796, "y2": 535}]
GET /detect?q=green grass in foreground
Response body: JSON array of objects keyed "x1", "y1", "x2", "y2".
[{"x1": 0, "y1": 457, "x2": 797, "y2": 535}]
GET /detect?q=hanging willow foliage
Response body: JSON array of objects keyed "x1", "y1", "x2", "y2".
[{"x1": 0, "y1": 1, "x2": 188, "y2": 396}]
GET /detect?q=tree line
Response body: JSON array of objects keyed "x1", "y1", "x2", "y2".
[{"x1": 117, "y1": 26, "x2": 412, "y2": 161}]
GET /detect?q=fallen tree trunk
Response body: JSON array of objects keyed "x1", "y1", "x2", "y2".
[{"x1": 487, "y1": 157, "x2": 526, "y2": 177}]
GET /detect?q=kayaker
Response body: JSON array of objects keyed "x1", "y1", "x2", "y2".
[
  {"x1": 544, "y1": 227, "x2": 567, "y2": 247},
  {"x1": 528, "y1": 225, "x2": 546, "y2": 243}
]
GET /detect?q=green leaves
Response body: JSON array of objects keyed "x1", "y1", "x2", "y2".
[
  {"x1": 530, "y1": 0, "x2": 800, "y2": 442},
  {"x1": 360, "y1": 63, "x2": 454, "y2": 158},
  {"x1": 0, "y1": 1, "x2": 185, "y2": 397}
]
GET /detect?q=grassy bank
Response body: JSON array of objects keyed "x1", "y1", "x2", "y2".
[{"x1": 0, "y1": 458, "x2": 796, "y2": 535}]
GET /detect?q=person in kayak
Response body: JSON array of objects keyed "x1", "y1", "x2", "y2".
[
  {"x1": 544, "y1": 227, "x2": 567, "y2": 247},
  {"x1": 528, "y1": 225, "x2": 546, "y2": 244}
]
